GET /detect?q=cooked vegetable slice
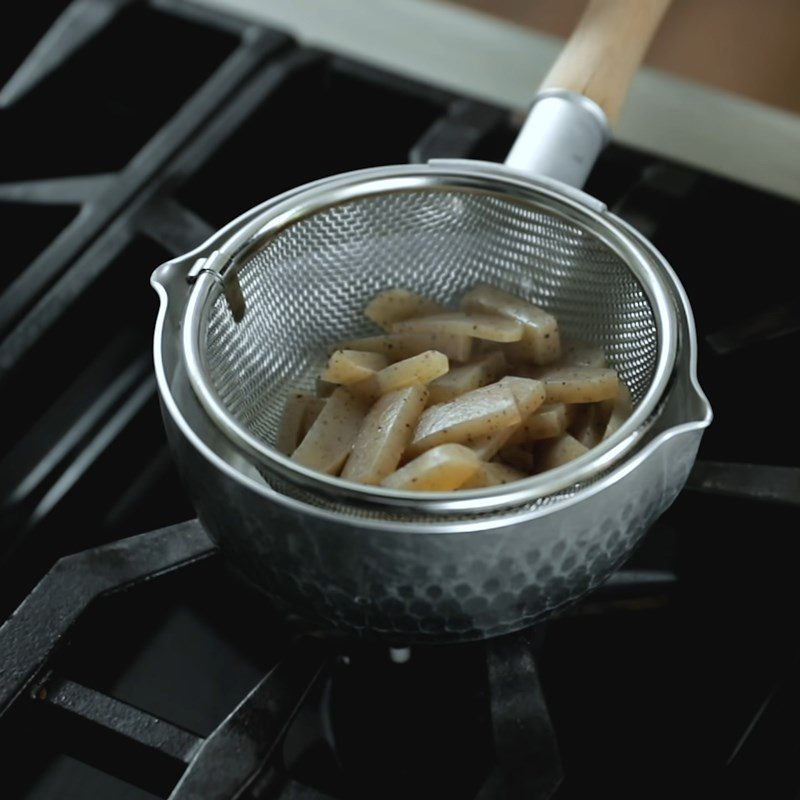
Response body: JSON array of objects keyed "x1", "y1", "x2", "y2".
[
  {"x1": 350, "y1": 350, "x2": 448, "y2": 401},
  {"x1": 559, "y1": 339, "x2": 607, "y2": 368},
  {"x1": 365, "y1": 289, "x2": 446, "y2": 329},
  {"x1": 498, "y1": 376, "x2": 546, "y2": 418},
  {"x1": 336, "y1": 333, "x2": 472, "y2": 363},
  {"x1": 342, "y1": 384, "x2": 428, "y2": 485},
  {"x1": 602, "y1": 382, "x2": 633, "y2": 439},
  {"x1": 478, "y1": 377, "x2": 545, "y2": 452},
  {"x1": 461, "y1": 285, "x2": 560, "y2": 364},
  {"x1": 381, "y1": 443, "x2": 480, "y2": 491},
  {"x1": 537, "y1": 433, "x2": 589, "y2": 472},
  {"x1": 291, "y1": 387, "x2": 368, "y2": 474},
  {"x1": 316, "y1": 378, "x2": 336, "y2": 398},
  {"x1": 538, "y1": 366, "x2": 619, "y2": 403},
  {"x1": 408, "y1": 382, "x2": 521, "y2": 457},
  {"x1": 321, "y1": 350, "x2": 389, "y2": 384},
  {"x1": 428, "y1": 351, "x2": 506, "y2": 405},
  {"x1": 300, "y1": 397, "x2": 326, "y2": 440},
  {"x1": 277, "y1": 390, "x2": 316, "y2": 455},
  {"x1": 507, "y1": 403, "x2": 568, "y2": 445},
  {"x1": 496, "y1": 444, "x2": 536, "y2": 473},
  {"x1": 466, "y1": 427, "x2": 515, "y2": 460},
  {"x1": 569, "y1": 404, "x2": 607, "y2": 449},
  {"x1": 390, "y1": 312, "x2": 523, "y2": 342},
  {"x1": 461, "y1": 461, "x2": 527, "y2": 489}
]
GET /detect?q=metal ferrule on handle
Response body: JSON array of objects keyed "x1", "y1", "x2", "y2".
[
  {"x1": 505, "y1": 89, "x2": 611, "y2": 189},
  {"x1": 506, "y1": 0, "x2": 672, "y2": 187}
]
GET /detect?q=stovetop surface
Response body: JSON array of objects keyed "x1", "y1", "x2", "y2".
[{"x1": 1, "y1": 2, "x2": 799, "y2": 799}]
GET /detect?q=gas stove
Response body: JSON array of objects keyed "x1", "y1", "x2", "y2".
[{"x1": 1, "y1": 2, "x2": 799, "y2": 798}]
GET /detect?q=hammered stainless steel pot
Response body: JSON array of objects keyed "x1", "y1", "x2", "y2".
[{"x1": 151, "y1": 0, "x2": 711, "y2": 643}]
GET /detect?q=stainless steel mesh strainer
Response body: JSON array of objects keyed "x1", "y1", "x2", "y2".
[{"x1": 181, "y1": 163, "x2": 678, "y2": 516}]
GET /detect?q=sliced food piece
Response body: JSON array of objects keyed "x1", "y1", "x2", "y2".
[
  {"x1": 559, "y1": 339, "x2": 607, "y2": 369},
  {"x1": 461, "y1": 285, "x2": 560, "y2": 365},
  {"x1": 391, "y1": 312, "x2": 523, "y2": 342},
  {"x1": 336, "y1": 332, "x2": 472, "y2": 363},
  {"x1": 428, "y1": 350, "x2": 506, "y2": 405},
  {"x1": 277, "y1": 390, "x2": 316, "y2": 455},
  {"x1": 498, "y1": 376, "x2": 546, "y2": 418},
  {"x1": 497, "y1": 444, "x2": 536, "y2": 473},
  {"x1": 539, "y1": 366, "x2": 619, "y2": 404},
  {"x1": 316, "y1": 378, "x2": 336, "y2": 398},
  {"x1": 569, "y1": 404, "x2": 607, "y2": 449},
  {"x1": 342, "y1": 384, "x2": 428, "y2": 485},
  {"x1": 537, "y1": 433, "x2": 589, "y2": 472},
  {"x1": 321, "y1": 350, "x2": 389, "y2": 384},
  {"x1": 461, "y1": 461, "x2": 527, "y2": 489},
  {"x1": 350, "y1": 350, "x2": 448, "y2": 401},
  {"x1": 507, "y1": 403, "x2": 568, "y2": 445},
  {"x1": 482, "y1": 376, "x2": 545, "y2": 452},
  {"x1": 300, "y1": 397, "x2": 326, "y2": 440},
  {"x1": 364, "y1": 289, "x2": 446, "y2": 329},
  {"x1": 466, "y1": 427, "x2": 515, "y2": 460},
  {"x1": 408, "y1": 382, "x2": 521, "y2": 458},
  {"x1": 602, "y1": 382, "x2": 633, "y2": 439},
  {"x1": 381, "y1": 443, "x2": 480, "y2": 491},
  {"x1": 291, "y1": 387, "x2": 368, "y2": 475}
]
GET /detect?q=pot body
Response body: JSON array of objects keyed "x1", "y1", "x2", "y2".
[{"x1": 162, "y1": 390, "x2": 701, "y2": 643}]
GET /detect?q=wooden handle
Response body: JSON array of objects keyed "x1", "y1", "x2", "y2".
[{"x1": 541, "y1": 0, "x2": 672, "y2": 126}]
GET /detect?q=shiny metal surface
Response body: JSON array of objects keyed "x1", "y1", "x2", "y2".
[
  {"x1": 505, "y1": 89, "x2": 610, "y2": 187},
  {"x1": 151, "y1": 170, "x2": 711, "y2": 642},
  {"x1": 179, "y1": 162, "x2": 680, "y2": 514}
]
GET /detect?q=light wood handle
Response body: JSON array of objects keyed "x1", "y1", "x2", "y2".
[{"x1": 541, "y1": 0, "x2": 672, "y2": 126}]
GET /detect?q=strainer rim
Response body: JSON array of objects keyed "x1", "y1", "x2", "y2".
[{"x1": 181, "y1": 162, "x2": 679, "y2": 513}]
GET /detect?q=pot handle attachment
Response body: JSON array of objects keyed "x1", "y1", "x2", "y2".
[{"x1": 505, "y1": 0, "x2": 672, "y2": 188}]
